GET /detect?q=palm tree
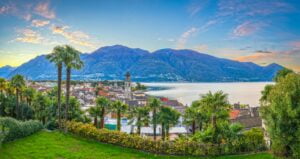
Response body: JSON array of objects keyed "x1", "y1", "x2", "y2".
[
  {"x1": 46, "y1": 45, "x2": 65, "y2": 127},
  {"x1": 128, "y1": 106, "x2": 150, "y2": 135},
  {"x1": 96, "y1": 96, "x2": 110, "y2": 129},
  {"x1": 112, "y1": 100, "x2": 128, "y2": 131},
  {"x1": 158, "y1": 106, "x2": 180, "y2": 141},
  {"x1": 10, "y1": 74, "x2": 25, "y2": 120},
  {"x1": 23, "y1": 87, "x2": 36, "y2": 107},
  {"x1": 88, "y1": 106, "x2": 100, "y2": 127},
  {"x1": 149, "y1": 98, "x2": 161, "y2": 140},
  {"x1": 32, "y1": 92, "x2": 51, "y2": 125},
  {"x1": 0, "y1": 78, "x2": 7, "y2": 116},
  {"x1": 200, "y1": 91, "x2": 230, "y2": 139},
  {"x1": 0, "y1": 78, "x2": 7, "y2": 94},
  {"x1": 183, "y1": 100, "x2": 207, "y2": 134},
  {"x1": 63, "y1": 45, "x2": 83, "y2": 122}
]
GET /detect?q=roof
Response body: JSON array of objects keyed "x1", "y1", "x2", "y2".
[{"x1": 230, "y1": 110, "x2": 240, "y2": 120}]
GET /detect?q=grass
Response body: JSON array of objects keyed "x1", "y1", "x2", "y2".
[{"x1": 0, "y1": 130, "x2": 276, "y2": 159}]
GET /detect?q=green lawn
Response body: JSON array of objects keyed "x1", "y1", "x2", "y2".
[{"x1": 0, "y1": 131, "x2": 275, "y2": 159}]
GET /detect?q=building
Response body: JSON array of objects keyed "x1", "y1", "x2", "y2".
[
  {"x1": 230, "y1": 104, "x2": 262, "y2": 129},
  {"x1": 124, "y1": 72, "x2": 132, "y2": 100}
]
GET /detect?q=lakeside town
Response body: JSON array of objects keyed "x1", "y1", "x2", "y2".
[
  {"x1": 28, "y1": 72, "x2": 263, "y2": 139},
  {"x1": 1, "y1": 0, "x2": 300, "y2": 158}
]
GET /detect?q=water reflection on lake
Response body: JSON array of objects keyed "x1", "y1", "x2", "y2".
[{"x1": 143, "y1": 82, "x2": 272, "y2": 107}]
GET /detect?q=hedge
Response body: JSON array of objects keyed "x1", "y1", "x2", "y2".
[
  {"x1": 65, "y1": 121, "x2": 265, "y2": 156},
  {"x1": 0, "y1": 117, "x2": 43, "y2": 143}
]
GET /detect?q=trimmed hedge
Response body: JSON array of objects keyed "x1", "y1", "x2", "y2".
[
  {"x1": 0, "y1": 117, "x2": 43, "y2": 143},
  {"x1": 65, "y1": 121, "x2": 265, "y2": 156}
]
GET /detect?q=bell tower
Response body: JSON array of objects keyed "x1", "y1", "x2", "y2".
[{"x1": 124, "y1": 72, "x2": 132, "y2": 100}]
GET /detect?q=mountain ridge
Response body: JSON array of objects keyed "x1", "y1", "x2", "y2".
[{"x1": 1, "y1": 45, "x2": 283, "y2": 82}]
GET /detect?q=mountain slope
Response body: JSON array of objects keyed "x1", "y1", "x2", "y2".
[
  {"x1": 0, "y1": 65, "x2": 15, "y2": 78},
  {"x1": 5, "y1": 45, "x2": 283, "y2": 82}
]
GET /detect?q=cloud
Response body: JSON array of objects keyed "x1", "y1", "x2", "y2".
[
  {"x1": 290, "y1": 41, "x2": 300, "y2": 48},
  {"x1": 51, "y1": 25, "x2": 94, "y2": 47},
  {"x1": 187, "y1": 0, "x2": 210, "y2": 16},
  {"x1": 234, "y1": 48, "x2": 300, "y2": 72},
  {"x1": 15, "y1": 29, "x2": 43, "y2": 44},
  {"x1": 233, "y1": 21, "x2": 266, "y2": 37},
  {"x1": 0, "y1": 1, "x2": 32, "y2": 21},
  {"x1": 176, "y1": 27, "x2": 198, "y2": 49},
  {"x1": 0, "y1": 5, "x2": 13, "y2": 14},
  {"x1": 31, "y1": 19, "x2": 50, "y2": 27},
  {"x1": 234, "y1": 53, "x2": 274, "y2": 62},
  {"x1": 217, "y1": 0, "x2": 293, "y2": 17},
  {"x1": 255, "y1": 50, "x2": 272, "y2": 54},
  {"x1": 34, "y1": 1, "x2": 55, "y2": 19},
  {"x1": 194, "y1": 44, "x2": 208, "y2": 52}
]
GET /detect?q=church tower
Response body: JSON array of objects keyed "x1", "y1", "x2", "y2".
[{"x1": 124, "y1": 72, "x2": 132, "y2": 100}]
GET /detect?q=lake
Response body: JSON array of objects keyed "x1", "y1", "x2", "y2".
[{"x1": 143, "y1": 82, "x2": 272, "y2": 107}]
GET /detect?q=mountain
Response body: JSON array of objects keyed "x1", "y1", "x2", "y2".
[
  {"x1": 0, "y1": 65, "x2": 15, "y2": 78},
  {"x1": 4, "y1": 45, "x2": 283, "y2": 82}
]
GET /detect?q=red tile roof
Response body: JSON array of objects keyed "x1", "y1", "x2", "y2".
[{"x1": 230, "y1": 110, "x2": 240, "y2": 120}]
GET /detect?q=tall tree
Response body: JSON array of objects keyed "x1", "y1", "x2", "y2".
[
  {"x1": 158, "y1": 106, "x2": 180, "y2": 140},
  {"x1": 32, "y1": 92, "x2": 51, "y2": 125},
  {"x1": 23, "y1": 87, "x2": 36, "y2": 107},
  {"x1": 260, "y1": 73, "x2": 300, "y2": 158},
  {"x1": 273, "y1": 68, "x2": 294, "y2": 82},
  {"x1": 183, "y1": 100, "x2": 206, "y2": 134},
  {"x1": 62, "y1": 45, "x2": 83, "y2": 122},
  {"x1": 96, "y1": 96, "x2": 110, "y2": 129},
  {"x1": 10, "y1": 74, "x2": 25, "y2": 120},
  {"x1": 149, "y1": 98, "x2": 161, "y2": 140},
  {"x1": 46, "y1": 46, "x2": 65, "y2": 127},
  {"x1": 201, "y1": 91, "x2": 230, "y2": 131},
  {"x1": 88, "y1": 106, "x2": 101, "y2": 127},
  {"x1": 0, "y1": 78, "x2": 7, "y2": 116},
  {"x1": 200, "y1": 91, "x2": 231, "y2": 144},
  {"x1": 112, "y1": 100, "x2": 128, "y2": 131},
  {"x1": 128, "y1": 106, "x2": 150, "y2": 135}
]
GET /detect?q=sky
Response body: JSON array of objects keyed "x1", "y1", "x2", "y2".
[{"x1": 0, "y1": 0, "x2": 300, "y2": 71}]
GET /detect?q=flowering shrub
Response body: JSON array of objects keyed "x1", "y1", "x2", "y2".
[
  {"x1": 0, "y1": 117, "x2": 43, "y2": 142},
  {"x1": 65, "y1": 121, "x2": 265, "y2": 156}
]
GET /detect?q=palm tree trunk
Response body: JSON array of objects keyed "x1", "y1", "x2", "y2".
[
  {"x1": 117, "y1": 110, "x2": 121, "y2": 131},
  {"x1": 161, "y1": 123, "x2": 165, "y2": 141},
  {"x1": 57, "y1": 64, "x2": 62, "y2": 128},
  {"x1": 65, "y1": 67, "x2": 71, "y2": 122},
  {"x1": 166, "y1": 125, "x2": 170, "y2": 140},
  {"x1": 100, "y1": 108, "x2": 105, "y2": 129},
  {"x1": 94, "y1": 117, "x2": 98, "y2": 128},
  {"x1": 20, "y1": 91, "x2": 23, "y2": 120},
  {"x1": 16, "y1": 89, "x2": 19, "y2": 119},
  {"x1": 153, "y1": 109, "x2": 157, "y2": 140},
  {"x1": 137, "y1": 116, "x2": 141, "y2": 135}
]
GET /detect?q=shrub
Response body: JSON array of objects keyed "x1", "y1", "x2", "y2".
[
  {"x1": 65, "y1": 121, "x2": 266, "y2": 156},
  {"x1": 242, "y1": 128, "x2": 266, "y2": 152},
  {"x1": 0, "y1": 117, "x2": 43, "y2": 142}
]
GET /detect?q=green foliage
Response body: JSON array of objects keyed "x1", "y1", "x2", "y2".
[
  {"x1": 157, "y1": 106, "x2": 180, "y2": 140},
  {"x1": 0, "y1": 131, "x2": 274, "y2": 159},
  {"x1": 242, "y1": 128, "x2": 266, "y2": 152},
  {"x1": 65, "y1": 121, "x2": 266, "y2": 156},
  {"x1": 0, "y1": 117, "x2": 43, "y2": 143},
  {"x1": 273, "y1": 67, "x2": 294, "y2": 82},
  {"x1": 132, "y1": 82, "x2": 147, "y2": 91},
  {"x1": 260, "y1": 73, "x2": 300, "y2": 158},
  {"x1": 128, "y1": 106, "x2": 150, "y2": 134}
]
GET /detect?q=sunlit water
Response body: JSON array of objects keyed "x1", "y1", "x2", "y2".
[{"x1": 143, "y1": 82, "x2": 273, "y2": 107}]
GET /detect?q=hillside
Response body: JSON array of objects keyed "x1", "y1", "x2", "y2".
[{"x1": 1, "y1": 45, "x2": 283, "y2": 82}]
